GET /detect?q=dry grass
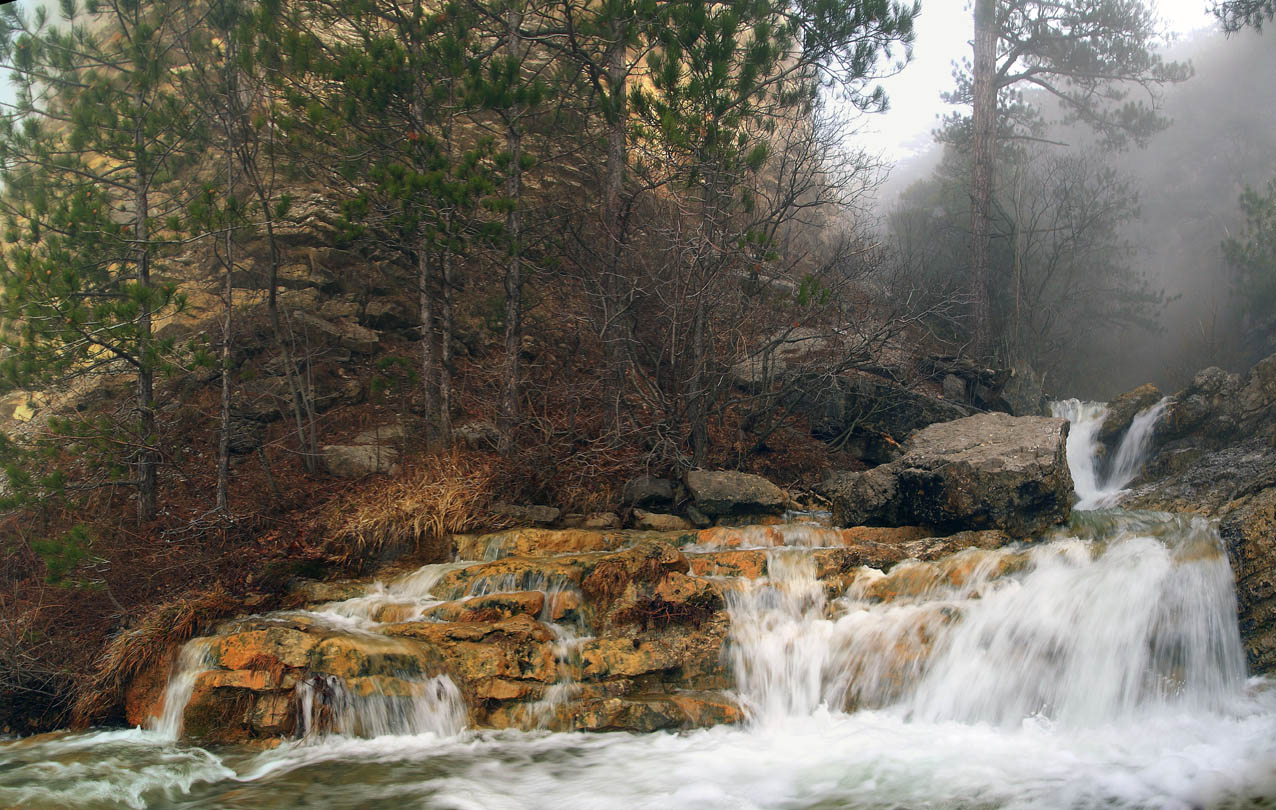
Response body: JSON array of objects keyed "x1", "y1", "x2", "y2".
[
  {"x1": 321, "y1": 451, "x2": 509, "y2": 568},
  {"x1": 69, "y1": 585, "x2": 242, "y2": 728}
]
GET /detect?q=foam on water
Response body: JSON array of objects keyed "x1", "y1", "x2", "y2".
[
  {"x1": 4, "y1": 393, "x2": 1275, "y2": 808},
  {"x1": 1051, "y1": 397, "x2": 1169, "y2": 509}
]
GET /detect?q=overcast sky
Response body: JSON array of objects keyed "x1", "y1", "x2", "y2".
[{"x1": 855, "y1": 0, "x2": 1221, "y2": 163}]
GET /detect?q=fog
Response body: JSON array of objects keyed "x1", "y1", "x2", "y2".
[{"x1": 871, "y1": 24, "x2": 1276, "y2": 399}]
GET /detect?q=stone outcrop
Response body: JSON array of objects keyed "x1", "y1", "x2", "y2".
[
  {"x1": 620, "y1": 476, "x2": 675, "y2": 510},
  {"x1": 684, "y1": 470, "x2": 786, "y2": 517},
  {"x1": 127, "y1": 513, "x2": 1035, "y2": 742},
  {"x1": 1220, "y1": 488, "x2": 1276, "y2": 673},
  {"x1": 820, "y1": 413, "x2": 1072, "y2": 538},
  {"x1": 1122, "y1": 353, "x2": 1276, "y2": 672},
  {"x1": 1098, "y1": 383, "x2": 1161, "y2": 449},
  {"x1": 322, "y1": 443, "x2": 398, "y2": 478},
  {"x1": 792, "y1": 375, "x2": 973, "y2": 464}
]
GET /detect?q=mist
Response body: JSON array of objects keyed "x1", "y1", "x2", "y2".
[{"x1": 869, "y1": 24, "x2": 1276, "y2": 399}]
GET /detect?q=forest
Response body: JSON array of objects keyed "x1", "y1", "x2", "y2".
[{"x1": 0, "y1": 0, "x2": 1273, "y2": 737}]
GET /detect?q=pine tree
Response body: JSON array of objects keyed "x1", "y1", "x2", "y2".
[
  {"x1": 0, "y1": 0, "x2": 202, "y2": 523},
  {"x1": 954, "y1": 0, "x2": 1191, "y2": 359}
]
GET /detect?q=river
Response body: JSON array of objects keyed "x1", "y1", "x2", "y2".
[{"x1": 2, "y1": 401, "x2": 1274, "y2": 809}]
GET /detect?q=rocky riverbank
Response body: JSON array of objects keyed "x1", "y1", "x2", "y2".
[{"x1": 126, "y1": 412, "x2": 1076, "y2": 743}]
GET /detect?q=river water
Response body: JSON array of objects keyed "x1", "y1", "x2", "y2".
[{"x1": 2, "y1": 402, "x2": 1274, "y2": 809}]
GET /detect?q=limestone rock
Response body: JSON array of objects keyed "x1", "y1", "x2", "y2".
[
  {"x1": 292, "y1": 311, "x2": 380, "y2": 354},
  {"x1": 351, "y1": 423, "x2": 406, "y2": 446},
  {"x1": 631, "y1": 509, "x2": 694, "y2": 532},
  {"x1": 941, "y1": 374, "x2": 967, "y2": 404},
  {"x1": 491, "y1": 503, "x2": 560, "y2": 525},
  {"x1": 455, "y1": 420, "x2": 503, "y2": 450},
  {"x1": 1219, "y1": 487, "x2": 1276, "y2": 673},
  {"x1": 684, "y1": 470, "x2": 785, "y2": 518},
  {"x1": 790, "y1": 374, "x2": 973, "y2": 464},
  {"x1": 322, "y1": 444, "x2": 399, "y2": 478},
  {"x1": 1239, "y1": 353, "x2": 1276, "y2": 431},
  {"x1": 621, "y1": 476, "x2": 675, "y2": 510},
  {"x1": 820, "y1": 413, "x2": 1072, "y2": 538},
  {"x1": 1098, "y1": 383, "x2": 1162, "y2": 448}
]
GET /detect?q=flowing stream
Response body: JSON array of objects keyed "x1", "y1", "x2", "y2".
[{"x1": 3, "y1": 403, "x2": 1275, "y2": 809}]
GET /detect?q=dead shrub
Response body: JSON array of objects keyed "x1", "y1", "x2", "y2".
[
  {"x1": 322, "y1": 450, "x2": 508, "y2": 569},
  {"x1": 70, "y1": 584, "x2": 241, "y2": 728}
]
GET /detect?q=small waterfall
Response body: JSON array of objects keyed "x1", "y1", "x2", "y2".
[
  {"x1": 726, "y1": 552, "x2": 836, "y2": 722},
  {"x1": 294, "y1": 673, "x2": 467, "y2": 739},
  {"x1": 1051, "y1": 397, "x2": 1168, "y2": 509},
  {"x1": 148, "y1": 638, "x2": 213, "y2": 740},
  {"x1": 905, "y1": 527, "x2": 1247, "y2": 726},
  {"x1": 521, "y1": 583, "x2": 590, "y2": 729}
]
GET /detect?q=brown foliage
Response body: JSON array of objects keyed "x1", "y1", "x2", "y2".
[
  {"x1": 70, "y1": 584, "x2": 242, "y2": 728},
  {"x1": 320, "y1": 451, "x2": 507, "y2": 569}
]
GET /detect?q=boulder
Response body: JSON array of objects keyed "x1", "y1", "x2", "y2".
[
  {"x1": 1219, "y1": 487, "x2": 1276, "y2": 673},
  {"x1": 684, "y1": 470, "x2": 785, "y2": 518},
  {"x1": 794, "y1": 375, "x2": 973, "y2": 464},
  {"x1": 351, "y1": 423, "x2": 406, "y2": 446},
  {"x1": 1156, "y1": 367, "x2": 1243, "y2": 444},
  {"x1": 322, "y1": 444, "x2": 399, "y2": 478},
  {"x1": 1239, "y1": 353, "x2": 1276, "y2": 431},
  {"x1": 292, "y1": 311, "x2": 380, "y2": 354},
  {"x1": 631, "y1": 509, "x2": 694, "y2": 532},
  {"x1": 1098, "y1": 383, "x2": 1162, "y2": 448},
  {"x1": 1000, "y1": 363, "x2": 1047, "y2": 417},
  {"x1": 941, "y1": 374, "x2": 967, "y2": 404},
  {"x1": 820, "y1": 413, "x2": 1072, "y2": 538},
  {"x1": 455, "y1": 421, "x2": 503, "y2": 450},
  {"x1": 621, "y1": 476, "x2": 675, "y2": 510},
  {"x1": 362, "y1": 299, "x2": 415, "y2": 332}
]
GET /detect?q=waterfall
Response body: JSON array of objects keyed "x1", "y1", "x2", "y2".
[
  {"x1": 725, "y1": 399, "x2": 1249, "y2": 729},
  {"x1": 148, "y1": 639, "x2": 213, "y2": 740},
  {"x1": 1050, "y1": 397, "x2": 1168, "y2": 509},
  {"x1": 293, "y1": 673, "x2": 466, "y2": 739}
]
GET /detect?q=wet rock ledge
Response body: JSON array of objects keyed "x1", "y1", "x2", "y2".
[{"x1": 125, "y1": 412, "x2": 1075, "y2": 743}]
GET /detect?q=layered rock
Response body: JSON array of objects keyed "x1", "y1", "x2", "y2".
[
  {"x1": 1218, "y1": 490, "x2": 1276, "y2": 673},
  {"x1": 821, "y1": 413, "x2": 1072, "y2": 538},
  {"x1": 1097, "y1": 383, "x2": 1161, "y2": 450}
]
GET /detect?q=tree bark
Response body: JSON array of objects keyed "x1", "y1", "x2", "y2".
[
  {"x1": 439, "y1": 249, "x2": 454, "y2": 446},
  {"x1": 135, "y1": 87, "x2": 157, "y2": 524},
  {"x1": 418, "y1": 238, "x2": 439, "y2": 445},
  {"x1": 499, "y1": 3, "x2": 525, "y2": 454},
  {"x1": 602, "y1": 19, "x2": 629, "y2": 420},
  {"x1": 969, "y1": 0, "x2": 997, "y2": 360}
]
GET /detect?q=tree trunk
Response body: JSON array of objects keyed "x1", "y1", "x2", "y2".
[
  {"x1": 499, "y1": 4, "x2": 525, "y2": 454},
  {"x1": 602, "y1": 21, "x2": 629, "y2": 420},
  {"x1": 216, "y1": 122, "x2": 233, "y2": 513},
  {"x1": 969, "y1": 0, "x2": 997, "y2": 360},
  {"x1": 418, "y1": 238, "x2": 439, "y2": 444},
  {"x1": 439, "y1": 249, "x2": 454, "y2": 446},
  {"x1": 135, "y1": 90, "x2": 157, "y2": 524}
]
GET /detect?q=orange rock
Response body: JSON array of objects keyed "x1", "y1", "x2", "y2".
[
  {"x1": 422, "y1": 591, "x2": 546, "y2": 623},
  {"x1": 212, "y1": 627, "x2": 318, "y2": 671}
]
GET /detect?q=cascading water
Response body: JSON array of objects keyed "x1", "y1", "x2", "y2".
[
  {"x1": 1051, "y1": 397, "x2": 1169, "y2": 509},
  {"x1": 4, "y1": 396, "x2": 1275, "y2": 810}
]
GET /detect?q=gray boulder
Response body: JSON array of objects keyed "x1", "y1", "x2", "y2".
[
  {"x1": 1098, "y1": 383, "x2": 1162, "y2": 449},
  {"x1": 685, "y1": 470, "x2": 785, "y2": 517},
  {"x1": 322, "y1": 444, "x2": 399, "y2": 478},
  {"x1": 292, "y1": 311, "x2": 380, "y2": 354},
  {"x1": 821, "y1": 413, "x2": 1072, "y2": 538},
  {"x1": 1157, "y1": 366, "x2": 1243, "y2": 445},
  {"x1": 493, "y1": 503, "x2": 560, "y2": 525},
  {"x1": 621, "y1": 476, "x2": 675, "y2": 510}
]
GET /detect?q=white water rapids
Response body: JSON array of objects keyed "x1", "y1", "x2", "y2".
[{"x1": 3, "y1": 401, "x2": 1275, "y2": 809}]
